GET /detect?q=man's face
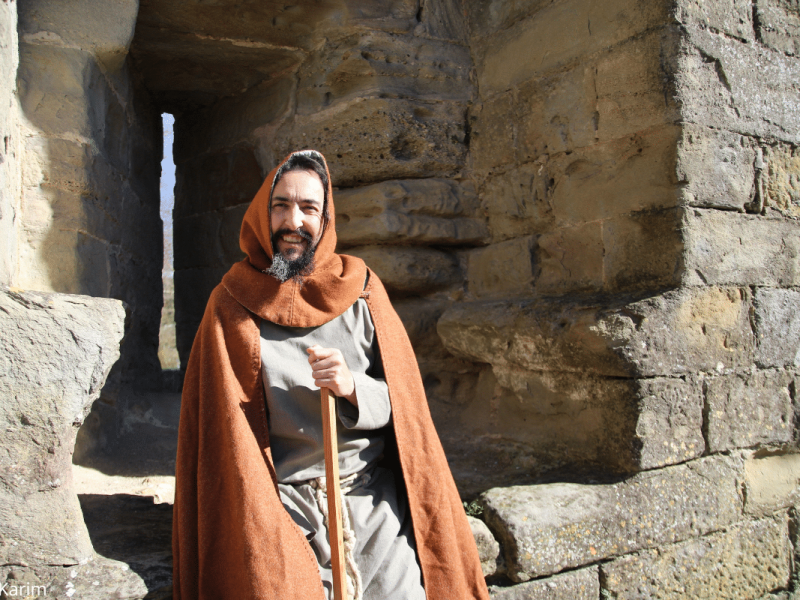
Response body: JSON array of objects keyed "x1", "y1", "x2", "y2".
[{"x1": 270, "y1": 169, "x2": 325, "y2": 262}]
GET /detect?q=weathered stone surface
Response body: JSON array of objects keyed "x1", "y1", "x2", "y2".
[
  {"x1": 480, "y1": 160, "x2": 555, "y2": 242},
  {"x1": 174, "y1": 266, "x2": 228, "y2": 366},
  {"x1": 754, "y1": 288, "x2": 800, "y2": 368},
  {"x1": 683, "y1": 209, "x2": 800, "y2": 287},
  {"x1": 536, "y1": 222, "x2": 603, "y2": 293},
  {"x1": 335, "y1": 178, "x2": 487, "y2": 247},
  {"x1": 174, "y1": 205, "x2": 249, "y2": 270},
  {"x1": 756, "y1": 0, "x2": 800, "y2": 56},
  {"x1": 346, "y1": 246, "x2": 461, "y2": 294},
  {"x1": 634, "y1": 377, "x2": 705, "y2": 469},
  {"x1": 467, "y1": 237, "x2": 537, "y2": 298},
  {"x1": 0, "y1": 556, "x2": 148, "y2": 600},
  {"x1": 602, "y1": 209, "x2": 683, "y2": 292},
  {"x1": 469, "y1": 92, "x2": 516, "y2": 178},
  {"x1": 0, "y1": 0, "x2": 20, "y2": 286},
  {"x1": 278, "y1": 98, "x2": 468, "y2": 187},
  {"x1": 745, "y1": 453, "x2": 800, "y2": 516},
  {"x1": 19, "y1": 0, "x2": 138, "y2": 71},
  {"x1": 593, "y1": 31, "x2": 681, "y2": 143},
  {"x1": 466, "y1": 0, "x2": 552, "y2": 42},
  {"x1": 174, "y1": 76, "x2": 294, "y2": 163},
  {"x1": 601, "y1": 517, "x2": 791, "y2": 600},
  {"x1": 481, "y1": 456, "x2": 742, "y2": 580},
  {"x1": 677, "y1": 124, "x2": 757, "y2": 210},
  {"x1": 474, "y1": 0, "x2": 669, "y2": 95},
  {"x1": 489, "y1": 566, "x2": 599, "y2": 600},
  {"x1": 764, "y1": 143, "x2": 800, "y2": 219},
  {"x1": 0, "y1": 287, "x2": 125, "y2": 566},
  {"x1": 706, "y1": 369, "x2": 793, "y2": 452},
  {"x1": 173, "y1": 144, "x2": 262, "y2": 217},
  {"x1": 296, "y1": 31, "x2": 473, "y2": 112},
  {"x1": 439, "y1": 287, "x2": 754, "y2": 379},
  {"x1": 676, "y1": 0, "x2": 754, "y2": 41},
  {"x1": 680, "y1": 26, "x2": 800, "y2": 143},
  {"x1": 550, "y1": 126, "x2": 681, "y2": 226},
  {"x1": 433, "y1": 365, "x2": 640, "y2": 496},
  {"x1": 468, "y1": 516, "x2": 502, "y2": 578}
]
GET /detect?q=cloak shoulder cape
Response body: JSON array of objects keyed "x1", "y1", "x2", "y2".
[{"x1": 172, "y1": 150, "x2": 489, "y2": 599}]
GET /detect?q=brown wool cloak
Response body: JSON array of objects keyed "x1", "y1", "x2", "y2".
[{"x1": 172, "y1": 150, "x2": 489, "y2": 600}]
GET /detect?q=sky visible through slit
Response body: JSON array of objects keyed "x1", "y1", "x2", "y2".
[{"x1": 160, "y1": 113, "x2": 175, "y2": 277}]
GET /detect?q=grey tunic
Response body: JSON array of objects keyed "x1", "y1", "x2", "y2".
[{"x1": 260, "y1": 298, "x2": 426, "y2": 600}]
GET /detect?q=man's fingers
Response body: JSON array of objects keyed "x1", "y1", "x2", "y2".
[{"x1": 307, "y1": 345, "x2": 337, "y2": 363}]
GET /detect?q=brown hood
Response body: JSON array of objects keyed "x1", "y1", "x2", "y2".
[{"x1": 222, "y1": 150, "x2": 366, "y2": 327}]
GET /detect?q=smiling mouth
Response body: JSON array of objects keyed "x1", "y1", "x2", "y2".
[{"x1": 282, "y1": 234, "x2": 304, "y2": 244}]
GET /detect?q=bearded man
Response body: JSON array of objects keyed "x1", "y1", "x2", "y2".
[{"x1": 172, "y1": 150, "x2": 489, "y2": 600}]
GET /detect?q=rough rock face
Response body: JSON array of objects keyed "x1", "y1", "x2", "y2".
[
  {"x1": 3, "y1": 0, "x2": 800, "y2": 597},
  {"x1": 15, "y1": 0, "x2": 165, "y2": 463},
  {"x1": 0, "y1": 287, "x2": 146, "y2": 596}
]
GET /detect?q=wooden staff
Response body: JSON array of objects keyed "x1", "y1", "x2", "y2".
[{"x1": 321, "y1": 387, "x2": 348, "y2": 600}]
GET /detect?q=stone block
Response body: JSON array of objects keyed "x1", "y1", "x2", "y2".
[
  {"x1": 335, "y1": 178, "x2": 487, "y2": 247},
  {"x1": 536, "y1": 222, "x2": 604, "y2": 293},
  {"x1": 468, "y1": 516, "x2": 502, "y2": 578},
  {"x1": 0, "y1": 287, "x2": 125, "y2": 566},
  {"x1": 467, "y1": 237, "x2": 537, "y2": 298},
  {"x1": 756, "y1": 0, "x2": 800, "y2": 56},
  {"x1": 594, "y1": 31, "x2": 680, "y2": 143},
  {"x1": 480, "y1": 456, "x2": 742, "y2": 580},
  {"x1": 754, "y1": 288, "x2": 800, "y2": 368},
  {"x1": 683, "y1": 209, "x2": 800, "y2": 287},
  {"x1": 489, "y1": 566, "x2": 599, "y2": 600},
  {"x1": 706, "y1": 369, "x2": 793, "y2": 452},
  {"x1": 415, "y1": 0, "x2": 470, "y2": 43},
  {"x1": 0, "y1": 0, "x2": 20, "y2": 286},
  {"x1": 218, "y1": 204, "x2": 249, "y2": 267},
  {"x1": 296, "y1": 31, "x2": 473, "y2": 113},
  {"x1": 745, "y1": 453, "x2": 800, "y2": 516},
  {"x1": 174, "y1": 144, "x2": 263, "y2": 218},
  {"x1": 634, "y1": 377, "x2": 705, "y2": 469},
  {"x1": 481, "y1": 160, "x2": 555, "y2": 242},
  {"x1": 677, "y1": 124, "x2": 757, "y2": 210},
  {"x1": 18, "y1": 0, "x2": 138, "y2": 70},
  {"x1": 602, "y1": 209, "x2": 683, "y2": 292},
  {"x1": 174, "y1": 211, "x2": 225, "y2": 270},
  {"x1": 174, "y1": 77, "x2": 294, "y2": 161},
  {"x1": 174, "y1": 267, "x2": 229, "y2": 365},
  {"x1": 435, "y1": 367, "x2": 639, "y2": 495},
  {"x1": 475, "y1": 0, "x2": 669, "y2": 95},
  {"x1": 17, "y1": 44, "x2": 104, "y2": 139},
  {"x1": 680, "y1": 27, "x2": 800, "y2": 144},
  {"x1": 469, "y1": 92, "x2": 517, "y2": 178},
  {"x1": 277, "y1": 98, "x2": 467, "y2": 187},
  {"x1": 347, "y1": 246, "x2": 461, "y2": 294},
  {"x1": 601, "y1": 517, "x2": 791, "y2": 600},
  {"x1": 466, "y1": 0, "x2": 552, "y2": 42},
  {"x1": 438, "y1": 286, "x2": 755, "y2": 378},
  {"x1": 549, "y1": 125, "x2": 681, "y2": 226},
  {"x1": 675, "y1": 0, "x2": 754, "y2": 41},
  {"x1": 0, "y1": 557, "x2": 148, "y2": 600},
  {"x1": 764, "y1": 143, "x2": 800, "y2": 219},
  {"x1": 515, "y1": 65, "x2": 598, "y2": 160}
]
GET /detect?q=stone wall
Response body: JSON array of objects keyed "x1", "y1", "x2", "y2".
[
  {"x1": 2, "y1": 0, "x2": 800, "y2": 597},
  {"x1": 14, "y1": 1, "x2": 166, "y2": 459},
  {"x1": 0, "y1": 0, "x2": 20, "y2": 286},
  {"x1": 456, "y1": 0, "x2": 800, "y2": 597}
]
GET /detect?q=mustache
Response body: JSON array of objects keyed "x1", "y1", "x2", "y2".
[{"x1": 272, "y1": 228, "x2": 313, "y2": 244}]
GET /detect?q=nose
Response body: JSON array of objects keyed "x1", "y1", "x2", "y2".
[{"x1": 284, "y1": 203, "x2": 304, "y2": 231}]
